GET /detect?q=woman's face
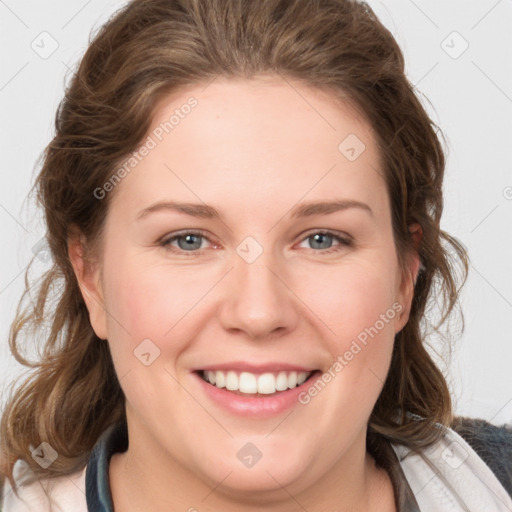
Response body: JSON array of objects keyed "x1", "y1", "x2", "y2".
[{"x1": 78, "y1": 76, "x2": 416, "y2": 500}]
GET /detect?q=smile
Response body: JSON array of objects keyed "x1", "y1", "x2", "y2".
[{"x1": 197, "y1": 369, "x2": 316, "y2": 396}]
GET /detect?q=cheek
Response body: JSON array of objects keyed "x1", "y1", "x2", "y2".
[
  {"x1": 297, "y1": 252, "x2": 401, "y2": 393},
  {"x1": 103, "y1": 250, "x2": 204, "y2": 336},
  {"x1": 101, "y1": 251, "x2": 224, "y2": 375},
  {"x1": 291, "y1": 256, "x2": 400, "y2": 457},
  {"x1": 301, "y1": 255, "x2": 400, "y2": 338},
  {"x1": 100, "y1": 256, "x2": 208, "y2": 410}
]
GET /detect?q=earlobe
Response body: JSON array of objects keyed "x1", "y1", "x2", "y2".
[
  {"x1": 68, "y1": 230, "x2": 108, "y2": 340},
  {"x1": 395, "y1": 223, "x2": 423, "y2": 333},
  {"x1": 408, "y1": 223, "x2": 423, "y2": 285}
]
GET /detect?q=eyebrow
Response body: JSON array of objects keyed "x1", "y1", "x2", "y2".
[{"x1": 136, "y1": 199, "x2": 373, "y2": 221}]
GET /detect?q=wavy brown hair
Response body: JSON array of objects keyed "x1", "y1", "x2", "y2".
[{"x1": 1, "y1": 0, "x2": 468, "y2": 493}]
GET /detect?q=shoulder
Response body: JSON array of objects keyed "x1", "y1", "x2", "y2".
[
  {"x1": 450, "y1": 415, "x2": 512, "y2": 498},
  {"x1": 1, "y1": 462, "x2": 87, "y2": 512},
  {"x1": 1, "y1": 421, "x2": 125, "y2": 512},
  {"x1": 390, "y1": 413, "x2": 512, "y2": 511}
]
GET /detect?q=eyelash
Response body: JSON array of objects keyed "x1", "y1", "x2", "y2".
[{"x1": 158, "y1": 229, "x2": 353, "y2": 256}]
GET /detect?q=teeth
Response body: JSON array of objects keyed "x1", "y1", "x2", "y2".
[
  {"x1": 297, "y1": 371, "x2": 308, "y2": 385},
  {"x1": 202, "y1": 370, "x2": 312, "y2": 395},
  {"x1": 275, "y1": 372, "x2": 289, "y2": 391},
  {"x1": 257, "y1": 373, "x2": 276, "y2": 394},
  {"x1": 239, "y1": 372, "x2": 258, "y2": 393},
  {"x1": 214, "y1": 370, "x2": 225, "y2": 388},
  {"x1": 226, "y1": 371, "x2": 238, "y2": 391},
  {"x1": 288, "y1": 371, "x2": 297, "y2": 388}
]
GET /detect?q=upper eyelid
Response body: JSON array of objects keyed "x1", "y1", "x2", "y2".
[
  {"x1": 160, "y1": 228, "x2": 352, "y2": 248},
  {"x1": 160, "y1": 229, "x2": 212, "y2": 244}
]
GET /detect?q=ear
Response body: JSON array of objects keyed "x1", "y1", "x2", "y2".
[
  {"x1": 395, "y1": 223, "x2": 423, "y2": 333},
  {"x1": 68, "y1": 227, "x2": 108, "y2": 340}
]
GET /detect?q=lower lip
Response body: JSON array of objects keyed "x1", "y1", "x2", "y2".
[{"x1": 192, "y1": 371, "x2": 322, "y2": 418}]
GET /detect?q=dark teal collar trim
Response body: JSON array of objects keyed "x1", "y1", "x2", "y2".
[
  {"x1": 85, "y1": 421, "x2": 128, "y2": 512},
  {"x1": 84, "y1": 420, "x2": 418, "y2": 511}
]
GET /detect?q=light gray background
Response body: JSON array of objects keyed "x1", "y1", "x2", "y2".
[{"x1": 1, "y1": 0, "x2": 511, "y2": 424}]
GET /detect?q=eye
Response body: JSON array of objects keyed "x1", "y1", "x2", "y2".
[
  {"x1": 159, "y1": 230, "x2": 213, "y2": 253},
  {"x1": 297, "y1": 230, "x2": 353, "y2": 253},
  {"x1": 158, "y1": 229, "x2": 353, "y2": 255}
]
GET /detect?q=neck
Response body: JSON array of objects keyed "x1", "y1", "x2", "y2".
[{"x1": 109, "y1": 419, "x2": 396, "y2": 512}]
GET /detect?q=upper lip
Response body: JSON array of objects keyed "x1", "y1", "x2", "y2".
[{"x1": 192, "y1": 361, "x2": 318, "y2": 373}]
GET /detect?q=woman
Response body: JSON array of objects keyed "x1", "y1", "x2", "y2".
[{"x1": 1, "y1": 0, "x2": 511, "y2": 510}]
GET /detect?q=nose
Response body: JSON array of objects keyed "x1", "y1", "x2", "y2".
[{"x1": 218, "y1": 256, "x2": 299, "y2": 340}]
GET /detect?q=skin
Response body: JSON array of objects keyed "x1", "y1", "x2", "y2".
[{"x1": 69, "y1": 75, "x2": 420, "y2": 511}]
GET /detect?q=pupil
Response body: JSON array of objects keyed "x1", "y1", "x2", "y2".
[
  {"x1": 176, "y1": 234, "x2": 333, "y2": 251},
  {"x1": 311, "y1": 233, "x2": 332, "y2": 250},
  {"x1": 178, "y1": 234, "x2": 201, "y2": 250}
]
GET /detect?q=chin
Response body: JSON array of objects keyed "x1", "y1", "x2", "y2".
[
  {"x1": 199, "y1": 445, "x2": 312, "y2": 495},
  {"x1": 203, "y1": 463, "x2": 310, "y2": 503}
]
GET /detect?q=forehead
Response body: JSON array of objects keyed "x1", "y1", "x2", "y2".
[{"x1": 110, "y1": 76, "x2": 388, "y2": 220}]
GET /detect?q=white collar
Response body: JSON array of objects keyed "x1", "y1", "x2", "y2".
[
  {"x1": 4, "y1": 422, "x2": 511, "y2": 511},
  {"x1": 391, "y1": 423, "x2": 512, "y2": 511}
]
